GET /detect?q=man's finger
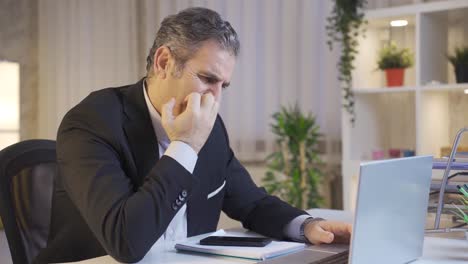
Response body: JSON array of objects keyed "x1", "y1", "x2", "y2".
[
  {"x1": 310, "y1": 224, "x2": 334, "y2": 244},
  {"x1": 161, "y1": 98, "x2": 175, "y2": 124},
  {"x1": 319, "y1": 221, "x2": 352, "y2": 244},
  {"x1": 201, "y1": 92, "x2": 215, "y2": 111},
  {"x1": 318, "y1": 230, "x2": 334, "y2": 244},
  {"x1": 214, "y1": 90, "x2": 222, "y2": 103},
  {"x1": 186, "y1": 92, "x2": 201, "y2": 112},
  {"x1": 320, "y1": 221, "x2": 352, "y2": 235},
  {"x1": 210, "y1": 101, "x2": 220, "y2": 120}
]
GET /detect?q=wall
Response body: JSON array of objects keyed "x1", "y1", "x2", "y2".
[{"x1": 37, "y1": 0, "x2": 140, "y2": 139}]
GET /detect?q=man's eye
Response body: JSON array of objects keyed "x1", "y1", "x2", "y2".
[{"x1": 200, "y1": 76, "x2": 216, "y2": 84}]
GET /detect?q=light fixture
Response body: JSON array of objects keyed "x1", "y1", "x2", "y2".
[
  {"x1": 0, "y1": 61, "x2": 20, "y2": 150},
  {"x1": 390, "y1": 20, "x2": 408, "y2": 27},
  {"x1": 464, "y1": 89, "x2": 468, "y2": 94}
]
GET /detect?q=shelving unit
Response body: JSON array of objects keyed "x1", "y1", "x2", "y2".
[{"x1": 342, "y1": 0, "x2": 468, "y2": 211}]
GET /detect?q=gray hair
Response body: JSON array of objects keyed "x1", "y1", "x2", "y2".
[{"x1": 146, "y1": 7, "x2": 240, "y2": 76}]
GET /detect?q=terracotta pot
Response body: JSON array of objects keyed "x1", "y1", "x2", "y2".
[{"x1": 385, "y1": 68, "x2": 405, "y2": 87}]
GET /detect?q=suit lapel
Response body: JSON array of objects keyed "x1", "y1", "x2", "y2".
[{"x1": 122, "y1": 79, "x2": 159, "y2": 186}]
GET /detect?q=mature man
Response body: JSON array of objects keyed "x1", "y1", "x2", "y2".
[{"x1": 36, "y1": 7, "x2": 351, "y2": 263}]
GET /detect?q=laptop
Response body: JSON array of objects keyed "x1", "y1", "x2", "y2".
[{"x1": 260, "y1": 156, "x2": 433, "y2": 264}]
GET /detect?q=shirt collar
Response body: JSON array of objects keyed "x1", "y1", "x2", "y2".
[{"x1": 143, "y1": 80, "x2": 170, "y2": 148}]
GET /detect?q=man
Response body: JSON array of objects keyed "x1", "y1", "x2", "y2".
[{"x1": 36, "y1": 7, "x2": 351, "y2": 263}]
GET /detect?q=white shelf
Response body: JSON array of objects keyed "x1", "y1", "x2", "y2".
[
  {"x1": 342, "y1": 0, "x2": 468, "y2": 211},
  {"x1": 354, "y1": 83, "x2": 468, "y2": 94},
  {"x1": 422, "y1": 83, "x2": 468, "y2": 92},
  {"x1": 354, "y1": 86, "x2": 417, "y2": 94},
  {"x1": 365, "y1": 0, "x2": 468, "y2": 19}
]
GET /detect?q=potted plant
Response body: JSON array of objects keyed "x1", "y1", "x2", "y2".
[
  {"x1": 377, "y1": 42, "x2": 413, "y2": 87},
  {"x1": 263, "y1": 105, "x2": 324, "y2": 209},
  {"x1": 448, "y1": 46, "x2": 468, "y2": 83}
]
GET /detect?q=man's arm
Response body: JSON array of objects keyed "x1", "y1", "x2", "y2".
[
  {"x1": 58, "y1": 91, "x2": 218, "y2": 262},
  {"x1": 216, "y1": 116, "x2": 352, "y2": 243},
  {"x1": 214, "y1": 114, "x2": 306, "y2": 239},
  {"x1": 57, "y1": 125, "x2": 196, "y2": 262}
]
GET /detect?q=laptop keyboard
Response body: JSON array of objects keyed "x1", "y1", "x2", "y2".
[{"x1": 310, "y1": 250, "x2": 349, "y2": 264}]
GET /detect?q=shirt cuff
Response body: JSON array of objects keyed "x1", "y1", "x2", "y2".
[
  {"x1": 283, "y1": 215, "x2": 313, "y2": 242},
  {"x1": 164, "y1": 141, "x2": 198, "y2": 174}
]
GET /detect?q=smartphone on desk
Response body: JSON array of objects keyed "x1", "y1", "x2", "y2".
[{"x1": 199, "y1": 236, "x2": 272, "y2": 247}]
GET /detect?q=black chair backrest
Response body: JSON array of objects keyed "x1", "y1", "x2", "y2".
[{"x1": 0, "y1": 140, "x2": 56, "y2": 264}]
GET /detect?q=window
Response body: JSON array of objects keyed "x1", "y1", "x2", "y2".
[{"x1": 0, "y1": 61, "x2": 20, "y2": 150}]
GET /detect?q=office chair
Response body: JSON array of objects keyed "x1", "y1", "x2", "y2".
[{"x1": 0, "y1": 140, "x2": 56, "y2": 264}]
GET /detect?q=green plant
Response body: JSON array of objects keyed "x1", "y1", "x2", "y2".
[
  {"x1": 263, "y1": 105, "x2": 324, "y2": 209},
  {"x1": 326, "y1": 0, "x2": 367, "y2": 124},
  {"x1": 452, "y1": 199, "x2": 468, "y2": 224},
  {"x1": 451, "y1": 186, "x2": 468, "y2": 225},
  {"x1": 448, "y1": 46, "x2": 468, "y2": 66},
  {"x1": 377, "y1": 42, "x2": 413, "y2": 70}
]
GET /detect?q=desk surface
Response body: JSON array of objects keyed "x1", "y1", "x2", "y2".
[{"x1": 67, "y1": 209, "x2": 468, "y2": 264}]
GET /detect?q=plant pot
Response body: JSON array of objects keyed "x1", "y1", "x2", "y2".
[
  {"x1": 388, "y1": 148, "x2": 401, "y2": 158},
  {"x1": 385, "y1": 68, "x2": 405, "y2": 87},
  {"x1": 454, "y1": 64, "x2": 468, "y2": 83}
]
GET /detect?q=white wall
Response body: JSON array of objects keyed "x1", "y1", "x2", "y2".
[{"x1": 38, "y1": 0, "x2": 140, "y2": 138}]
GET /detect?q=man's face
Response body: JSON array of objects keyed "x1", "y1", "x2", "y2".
[{"x1": 162, "y1": 40, "x2": 236, "y2": 116}]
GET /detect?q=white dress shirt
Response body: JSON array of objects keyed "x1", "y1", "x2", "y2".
[
  {"x1": 143, "y1": 83, "x2": 197, "y2": 246},
  {"x1": 142, "y1": 82, "x2": 308, "y2": 245}
]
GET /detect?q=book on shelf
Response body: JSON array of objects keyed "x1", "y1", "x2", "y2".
[{"x1": 175, "y1": 229, "x2": 305, "y2": 261}]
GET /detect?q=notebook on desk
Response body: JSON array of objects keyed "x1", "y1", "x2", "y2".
[
  {"x1": 175, "y1": 229, "x2": 305, "y2": 260},
  {"x1": 261, "y1": 156, "x2": 433, "y2": 264}
]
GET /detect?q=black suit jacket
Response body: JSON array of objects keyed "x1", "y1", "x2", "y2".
[{"x1": 35, "y1": 79, "x2": 306, "y2": 263}]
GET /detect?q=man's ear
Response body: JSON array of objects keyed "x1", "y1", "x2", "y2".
[{"x1": 153, "y1": 46, "x2": 172, "y2": 79}]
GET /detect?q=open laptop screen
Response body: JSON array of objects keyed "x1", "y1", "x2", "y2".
[{"x1": 349, "y1": 156, "x2": 433, "y2": 264}]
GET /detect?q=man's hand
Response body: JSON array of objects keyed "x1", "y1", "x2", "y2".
[
  {"x1": 161, "y1": 92, "x2": 219, "y2": 154},
  {"x1": 304, "y1": 220, "x2": 352, "y2": 245}
]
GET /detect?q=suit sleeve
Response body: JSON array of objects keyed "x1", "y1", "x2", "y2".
[
  {"x1": 218, "y1": 118, "x2": 307, "y2": 240},
  {"x1": 57, "y1": 117, "x2": 197, "y2": 262}
]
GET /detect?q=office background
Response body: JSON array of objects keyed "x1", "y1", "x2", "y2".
[
  {"x1": 4, "y1": 0, "x2": 467, "y2": 221},
  {"x1": 0, "y1": 0, "x2": 342, "y2": 157},
  {"x1": 2, "y1": 0, "x2": 468, "y2": 263},
  {"x1": 0, "y1": 0, "x2": 345, "y2": 212},
  {"x1": 3, "y1": 0, "x2": 468, "y2": 209}
]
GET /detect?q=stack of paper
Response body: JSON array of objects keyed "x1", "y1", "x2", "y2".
[{"x1": 175, "y1": 230, "x2": 305, "y2": 261}]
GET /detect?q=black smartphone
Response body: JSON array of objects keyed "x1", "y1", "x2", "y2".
[{"x1": 199, "y1": 236, "x2": 272, "y2": 247}]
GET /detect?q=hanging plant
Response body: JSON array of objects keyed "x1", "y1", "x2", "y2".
[{"x1": 326, "y1": 0, "x2": 367, "y2": 124}]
